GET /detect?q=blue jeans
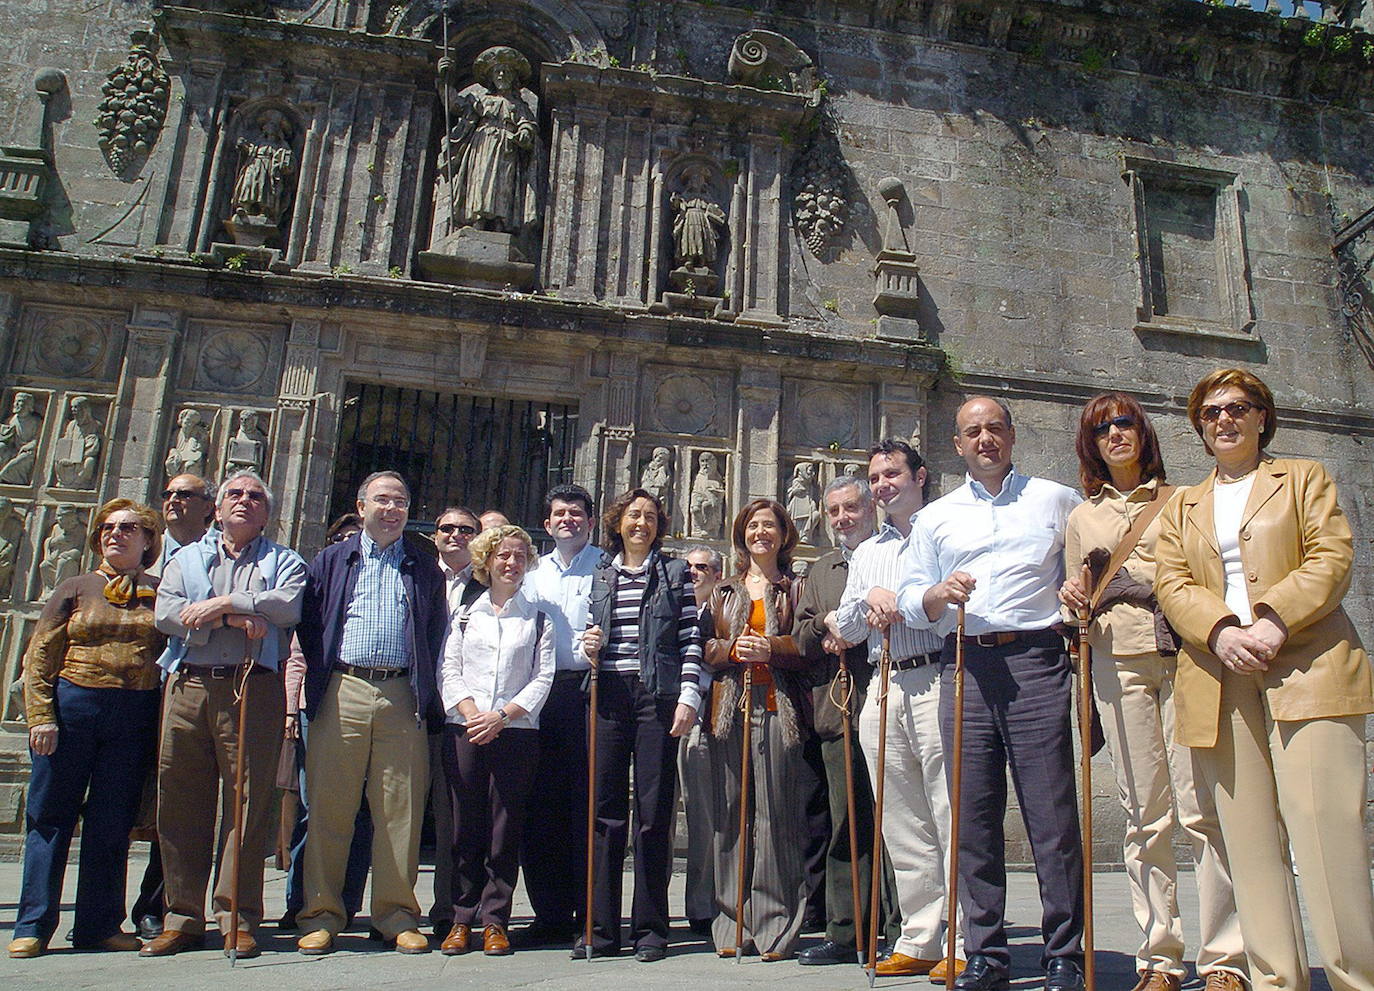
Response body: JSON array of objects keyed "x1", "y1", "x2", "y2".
[
  {"x1": 16, "y1": 679, "x2": 159, "y2": 945},
  {"x1": 284, "y1": 712, "x2": 372, "y2": 918}
]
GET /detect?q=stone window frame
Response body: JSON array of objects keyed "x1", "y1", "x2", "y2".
[{"x1": 1123, "y1": 157, "x2": 1256, "y2": 342}]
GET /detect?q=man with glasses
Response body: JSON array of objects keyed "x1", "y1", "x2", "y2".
[
  {"x1": 678, "y1": 544, "x2": 722, "y2": 934},
  {"x1": 296, "y1": 471, "x2": 448, "y2": 956},
  {"x1": 517, "y1": 483, "x2": 606, "y2": 947},
  {"x1": 144, "y1": 471, "x2": 306, "y2": 959}
]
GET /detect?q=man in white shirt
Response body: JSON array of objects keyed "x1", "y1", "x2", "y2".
[
  {"x1": 517, "y1": 484, "x2": 607, "y2": 947},
  {"x1": 896, "y1": 397, "x2": 1085, "y2": 991},
  {"x1": 833, "y1": 440, "x2": 961, "y2": 978}
]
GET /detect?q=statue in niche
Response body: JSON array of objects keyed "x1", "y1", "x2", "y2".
[
  {"x1": 52, "y1": 397, "x2": 102, "y2": 489},
  {"x1": 688, "y1": 452, "x2": 725, "y2": 539},
  {"x1": 164, "y1": 408, "x2": 210, "y2": 480},
  {"x1": 225, "y1": 109, "x2": 297, "y2": 247},
  {"x1": 436, "y1": 46, "x2": 539, "y2": 236},
  {"x1": 39, "y1": 506, "x2": 84, "y2": 595},
  {"x1": 671, "y1": 167, "x2": 727, "y2": 271},
  {"x1": 224, "y1": 409, "x2": 269, "y2": 477},
  {"x1": 639, "y1": 447, "x2": 673, "y2": 505},
  {"x1": 786, "y1": 462, "x2": 821, "y2": 545},
  {"x1": 844, "y1": 463, "x2": 863, "y2": 479},
  {"x1": 0, "y1": 391, "x2": 44, "y2": 485},
  {"x1": 0, "y1": 497, "x2": 24, "y2": 598}
]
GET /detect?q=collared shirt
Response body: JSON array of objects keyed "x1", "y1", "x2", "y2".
[
  {"x1": 837, "y1": 522, "x2": 945, "y2": 660},
  {"x1": 154, "y1": 534, "x2": 306, "y2": 670},
  {"x1": 441, "y1": 559, "x2": 474, "y2": 618},
  {"x1": 338, "y1": 532, "x2": 411, "y2": 670},
  {"x1": 898, "y1": 468, "x2": 1081, "y2": 638},
  {"x1": 599, "y1": 552, "x2": 705, "y2": 711},
  {"x1": 526, "y1": 540, "x2": 602, "y2": 671},
  {"x1": 1063, "y1": 477, "x2": 1165, "y2": 656},
  {"x1": 439, "y1": 587, "x2": 555, "y2": 730}
]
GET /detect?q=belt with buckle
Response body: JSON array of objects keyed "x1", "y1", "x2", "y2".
[
  {"x1": 339, "y1": 663, "x2": 408, "y2": 681},
  {"x1": 188, "y1": 664, "x2": 271, "y2": 680},
  {"x1": 890, "y1": 651, "x2": 942, "y2": 672},
  {"x1": 960, "y1": 631, "x2": 1022, "y2": 648}
]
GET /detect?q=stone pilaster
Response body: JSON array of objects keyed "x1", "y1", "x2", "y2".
[
  {"x1": 737, "y1": 368, "x2": 781, "y2": 504},
  {"x1": 105, "y1": 305, "x2": 183, "y2": 504}
]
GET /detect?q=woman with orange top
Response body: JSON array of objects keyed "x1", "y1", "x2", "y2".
[{"x1": 705, "y1": 498, "x2": 810, "y2": 961}]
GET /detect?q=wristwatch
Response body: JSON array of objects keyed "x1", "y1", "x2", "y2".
[{"x1": 499, "y1": 708, "x2": 511, "y2": 727}]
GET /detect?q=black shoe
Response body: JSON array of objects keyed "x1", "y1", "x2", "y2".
[
  {"x1": 431, "y1": 918, "x2": 454, "y2": 938},
  {"x1": 801, "y1": 913, "x2": 826, "y2": 934},
  {"x1": 635, "y1": 944, "x2": 666, "y2": 962},
  {"x1": 276, "y1": 913, "x2": 297, "y2": 932},
  {"x1": 136, "y1": 915, "x2": 164, "y2": 940},
  {"x1": 1045, "y1": 958, "x2": 1085, "y2": 991},
  {"x1": 798, "y1": 939, "x2": 859, "y2": 966},
  {"x1": 514, "y1": 920, "x2": 577, "y2": 948},
  {"x1": 954, "y1": 954, "x2": 1011, "y2": 991},
  {"x1": 570, "y1": 936, "x2": 620, "y2": 959},
  {"x1": 687, "y1": 917, "x2": 713, "y2": 936}
]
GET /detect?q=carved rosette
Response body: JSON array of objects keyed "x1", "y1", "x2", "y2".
[{"x1": 95, "y1": 31, "x2": 170, "y2": 177}]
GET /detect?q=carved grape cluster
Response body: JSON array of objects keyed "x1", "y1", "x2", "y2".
[
  {"x1": 793, "y1": 132, "x2": 849, "y2": 255},
  {"x1": 95, "y1": 36, "x2": 169, "y2": 176}
]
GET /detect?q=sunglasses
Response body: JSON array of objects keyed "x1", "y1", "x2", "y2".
[
  {"x1": 100, "y1": 521, "x2": 145, "y2": 536},
  {"x1": 1199, "y1": 401, "x2": 1256, "y2": 423},
  {"x1": 1091, "y1": 415, "x2": 1136, "y2": 438},
  {"x1": 224, "y1": 487, "x2": 267, "y2": 504},
  {"x1": 686, "y1": 562, "x2": 718, "y2": 573},
  {"x1": 162, "y1": 488, "x2": 205, "y2": 501},
  {"x1": 437, "y1": 523, "x2": 477, "y2": 536}
]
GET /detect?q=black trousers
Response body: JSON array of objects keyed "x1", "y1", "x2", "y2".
[
  {"x1": 939, "y1": 633, "x2": 1084, "y2": 973},
  {"x1": 590, "y1": 672, "x2": 678, "y2": 953},
  {"x1": 801, "y1": 733, "x2": 831, "y2": 926},
  {"x1": 130, "y1": 841, "x2": 164, "y2": 924},
  {"x1": 444, "y1": 726, "x2": 538, "y2": 929},
  {"x1": 519, "y1": 672, "x2": 587, "y2": 930}
]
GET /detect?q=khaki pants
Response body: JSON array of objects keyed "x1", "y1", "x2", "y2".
[
  {"x1": 299, "y1": 671, "x2": 428, "y2": 938},
  {"x1": 1093, "y1": 651, "x2": 1244, "y2": 979},
  {"x1": 157, "y1": 667, "x2": 284, "y2": 937},
  {"x1": 1195, "y1": 671, "x2": 1374, "y2": 991}
]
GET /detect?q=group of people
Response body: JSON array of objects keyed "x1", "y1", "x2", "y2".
[{"x1": 9, "y1": 367, "x2": 1374, "y2": 991}]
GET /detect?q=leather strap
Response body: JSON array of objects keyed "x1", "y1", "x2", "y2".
[{"x1": 1087, "y1": 483, "x2": 1175, "y2": 614}]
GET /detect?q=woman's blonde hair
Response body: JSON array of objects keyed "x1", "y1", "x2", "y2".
[
  {"x1": 468, "y1": 524, "x2": 535, "y2": 586},
  {"x1": 88, "y1": 498, "x2": 163, "y2": 569}
]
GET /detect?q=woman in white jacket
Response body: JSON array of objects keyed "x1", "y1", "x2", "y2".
[{"x1": 437, "y1": 524, "x2": 554, "y2": 957}]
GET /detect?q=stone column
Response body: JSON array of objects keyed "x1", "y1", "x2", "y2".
[
  {"x1": 878, "y1": 381, "x2": 930, "y2": 455},
  {"x1": 272, "y1": 317, "x2": 324, "y2": 550},
  {"x1": 106, "y1": 305, "x2": 183, "y2": 504},
  {"x1": 736, "y1": 367, "x2": 781, "y2": 504},
  {"x1": 736, "y1": 133, "x2": 786, "y2": 327},
  {"x1": 586, "y1": 349, "x2": 638, "y2": 505}
]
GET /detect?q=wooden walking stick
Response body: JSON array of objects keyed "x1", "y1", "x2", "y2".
[
  {"x1": 865, "y1": 631, "x2": 892, "y2": 988},
  {"x1": 583, "y1": 665, "x2": 599, "y2": 962},
  {"x1": 227, "y1": 655, "x2": 254, "y2": 967},
  {"x1": 1075, "y1": 611, "x2": 1095, "y2": 991},
  {"x1": 732, "y1": 662, "x2": 754, "y2": 963},
  {"x1": 945, "y1": 605, "x2": 966, "y2": 989},
  {"x1": 829, "y1": 652, "x2": 866, "y2": 969}
]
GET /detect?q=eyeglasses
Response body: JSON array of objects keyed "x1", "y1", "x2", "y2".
[
  {"x1": 162, "y1": 488, "x2": 204, "y2": 501},
  {"x1": 224, "y1": 487, "x2": 267, "y2": 504},
  {"x1": 436, "y1": 523, "x2": 477, "y2": 536},
  {"x1": 1199, "y1": 401, "x2": 1257, "y2": 423},
  {"x1": 1091, "y1": 415, "x2": 1136, "y2": 438},
  {"x1": 100, "y1": 521, "x2": 144, "y2": 536},
  {"x1": 686, "y1": 562, "x2": 718, "y2": 574},
  {"x1": 369, "y1": 496, "x2": 410, "y2": 510}
]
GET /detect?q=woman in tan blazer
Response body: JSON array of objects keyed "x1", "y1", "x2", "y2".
[{"x1": 1155, "y1": 368, "x2": 1374, "y2": 991}]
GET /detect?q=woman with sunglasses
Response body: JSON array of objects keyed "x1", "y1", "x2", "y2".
[
  {"x1": 10, "y1": 500, "x2": 165, "y2": 958},
  {"x1": 1059, "y1": 394, "x2": 1245, "y2": 991},
  {"x1": 1154, "y1": 368, "x2": 1374, "y2": 991}
]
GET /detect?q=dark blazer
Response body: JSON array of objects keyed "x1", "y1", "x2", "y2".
[
  {"x1": 587, "y1": 551, "x2": 696, "y2": 700},
  {"x1": 794, "y1": 547, "x2": 871, "y2": 740},
  {"x1": 297, "y1": 531, "x2": 449, "y2": 731}
]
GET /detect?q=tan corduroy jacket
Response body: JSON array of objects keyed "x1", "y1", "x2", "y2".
[{"x1": 1154, "y1": 456, "x2": 1373, "y2": 747}]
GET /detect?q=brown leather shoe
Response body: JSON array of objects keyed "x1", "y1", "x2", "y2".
[
  {"x1": 84, "y1": 932, "x2": 142, "y2": 953},
  {"x1": 395, "y1": 929, "x2": 430, "y2": 954},
  {"x1": 1129, "y1": 972, "x2": 1182, "y2": 991},
  {"x1": 8, "y1": 937, "x2": 43, "y2": 959},
  {"x1": 223, "y1": 932, "x2": 259, "y2": 959},
  {"x1": 483, "y1": 924, "x2": 512, "y2": 956},
  {"x1": 1204, "y1": 972, "x2": 1247, "y2": 991},
  {"x1": 930, "y1": 956, "x2": 968, "y2": 983},
  {"x1": 877, "y1": 951, "x2": 940, "y2": 977},
  {"x1": 716, "y1": 946, "x2": 736, "y2": 958},
  {"x1": 761, "y1": 951, "x2": 787, "y2": 962},
  {"x1": 297, "y1": 929, "x2": 335, "y2": 955},
  {"x1": 441, "y1": 924, "x2": 472, "y2": 955},
  {"x1": 139, "y1": 929, "x2": 204, "y2": 957}
]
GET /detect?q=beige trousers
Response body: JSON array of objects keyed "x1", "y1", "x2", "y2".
[
  {"x1": 1093, "y1": 651, "x2": 1245, "y2": 979},
  {"x1": 299, "y1": 671, "x2": 428, "y2": 938},
  {"x1": 1194, "y1": 670, "x2": 1374, "y2": 991}
]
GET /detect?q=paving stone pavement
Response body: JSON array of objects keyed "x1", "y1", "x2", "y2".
[{"x1": 0, "y1": 848, "x2": 1341, "y2": 991}]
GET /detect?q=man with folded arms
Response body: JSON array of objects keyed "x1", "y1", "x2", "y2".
[
  {"x1": 144, "y1": 470, "x2": 305, "y2": 959},
  {"x1": 897, "y1": 398, "x2": 1085, "y2": 991}
]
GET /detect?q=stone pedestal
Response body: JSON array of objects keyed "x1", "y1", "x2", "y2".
[
  {"x1": 210, "y1": 242, "x2": 287, "y2": 273},
  {"x1": 416, "y1": 227, "x2": 535, "y2": 290},
  {"x1": 223, "y1": 214, "x2": 281, "y2": 249}
]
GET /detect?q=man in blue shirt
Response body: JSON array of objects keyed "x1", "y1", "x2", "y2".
[{"x1": 898, "y1": 397, "x2": 1085, "y2": 991}]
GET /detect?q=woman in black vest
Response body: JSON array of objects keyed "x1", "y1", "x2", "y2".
[{"x1": 579, "y1": 488, "x2": 704, "y2": 961}]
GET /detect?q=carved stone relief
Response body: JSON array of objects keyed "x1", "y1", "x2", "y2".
[
  {"x1": 788, "y1": 380, "x2": 867, "y2": 452},
  {"x1": 223, "y1": 409, "x2": 271, "y2": 478},
  {"x1": 193, "y1": 325, "x2": 274, "y2": 394},
  {"x1": 785, "y1": 460, "x2": 822, "y2": 545},
  {"x1": 687, "y1": 451, "x2": 726, "y2": 540},
  {"x1": 0, "y1": 498, "x2": 26, "y2": 599},
  {"x1": 638, "y1": 446, "x2": 673, "y2": 505},
  {"x1": 646, "y1": 368, "x2": 728, "y2": 437},
  {"x1": 39, "y1": 505, "x2": 85, "y2": 596},
  {"x1": 224, "y1": 108, "x2": 299, "y2": 249},
  {"x1": 50, "y1": 396, "x2": 104, "y2": 490},
  {"x1": 792, "y1": 113, "x2": 851, "y2": 257},
  {"x1": 164, "y1": 407, "x2": 212, "y2": 480},
  {"x1": 0, "y1": 391, "x2": 45, "y2": 485},
  {"x1": 28, "y1": 311, "x2": 110, "y2": 379},
  {"x1": 95, "y1": 31, "x2": 170, "y2": 177},
  {"x1": 727, "y1": 30, "x2": 819, "y2": 93}
]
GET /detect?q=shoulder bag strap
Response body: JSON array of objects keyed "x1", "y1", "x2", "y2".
[{"x1": 1088, "y1": 484, "x2": 1175, "y2": 614}]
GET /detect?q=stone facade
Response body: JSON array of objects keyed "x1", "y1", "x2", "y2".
[{"x1": 0, "y1": 0, "x2": 1372, "y2": 862}]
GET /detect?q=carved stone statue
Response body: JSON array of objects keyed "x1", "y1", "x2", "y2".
[
  {"x1": 688, "y1": 452, "x2": 725, "y2": 539},
  {"x1": 52, "y1": 396, "x2": 102, "y2": 489},
  {"x1": 226, "y1": 109, "x2": 296, "y2": 246},
  {"x1": 843, "y1": 463, "x2": 863, "y2": 479},
  {"x1": 0, "y1": 391, "x2": 44, "y2": 485},
  {"x1": 0, "y1": 497, "x2": 24, "y2": 598},
  {"x1": 671, "y1": 167, "x2": 727, "y2": 271},
  {"x1": 39, "y1": 505, "x2": 84, "y2": 595},
  {"x1": 164, "y1": 408, "x2": 210, "y2": 480},
  {"x1": 786, "y1": 461, "x2": 821, "y2": 545},
  {"x1": 224, "y1": 409, "x2": 269, "y2": 477},
  {"x1": 639, "y1": 447, "x2": 673, "y2": 504},
  {"x1": 436, "y1": 46, "x2": 539, "y2": 236}
]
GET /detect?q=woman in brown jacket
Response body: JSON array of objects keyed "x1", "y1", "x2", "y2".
[
  {"x1": 705, "y1": 498, "x2": 811, "y2": 961},
  {"x1": 1154, "y1": 368, "x2": 1374, "y2": 991}
]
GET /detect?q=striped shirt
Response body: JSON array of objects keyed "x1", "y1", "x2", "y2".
[
  {"x1": 837, "y1": 521, "x2": 945, "y2": 661},
  {"x1": 599, "y1": 553, "x2": 705, "y2": 710},
  {"x1": 339, "y1": 532, "x2": 411, "y2": 670}
]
